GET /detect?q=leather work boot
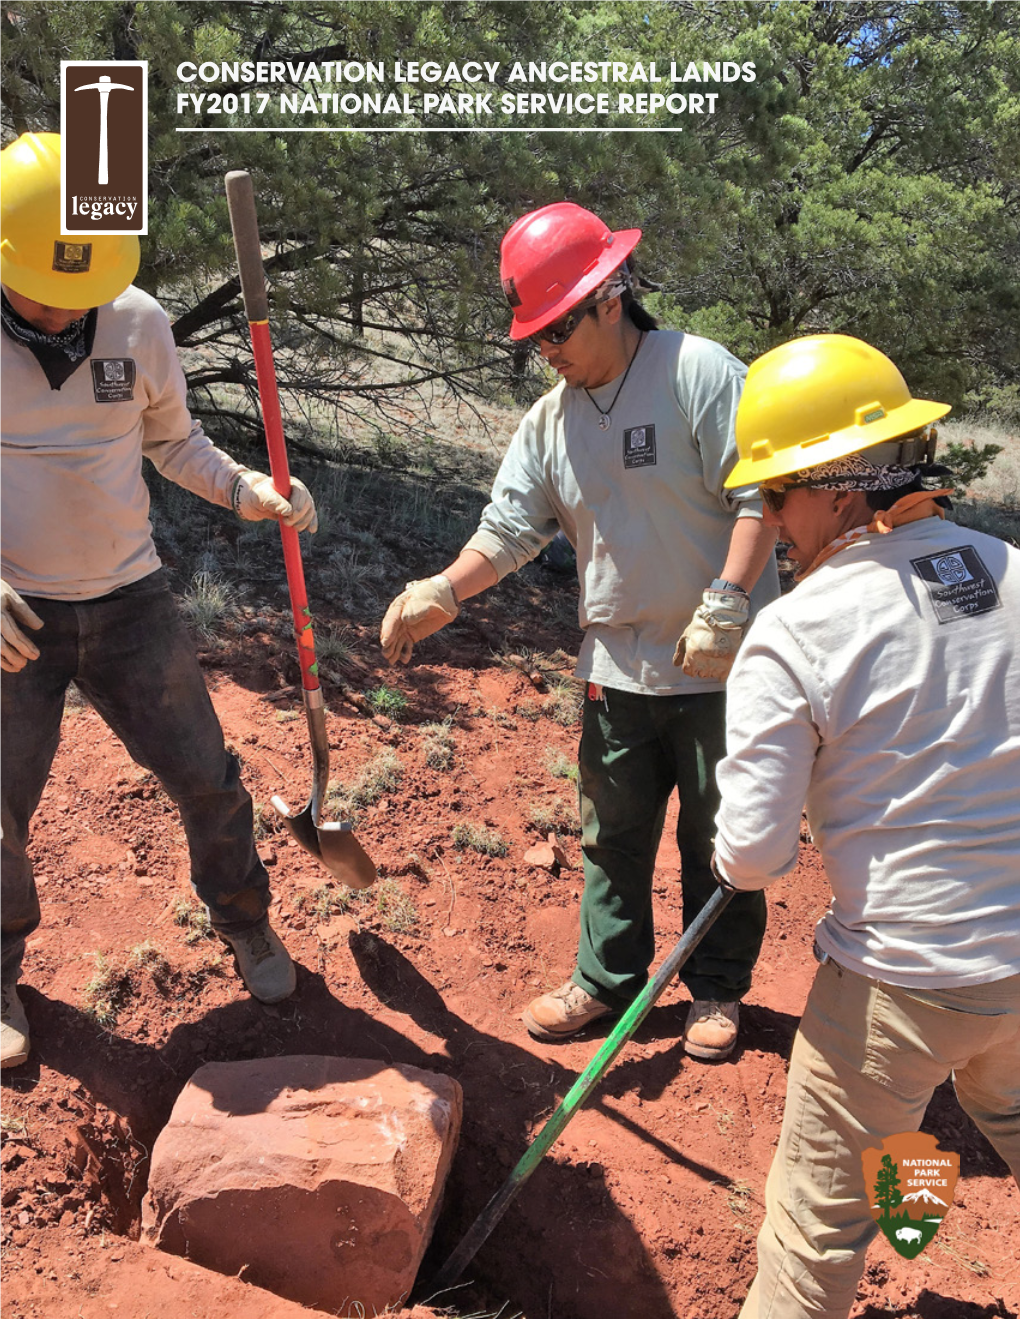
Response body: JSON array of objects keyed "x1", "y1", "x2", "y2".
[
  {"x1": 522, "y1": 980, "x2": 613, "y2": 1042},
  {"x1": 221, "y1": 919, "x2": 296, "y2": 1004},
  {"x1": 1, "y1": 983, "x2": 31, "y2": 1069},
  {"x1": 684, "y1": 999, "x2": 740, "y2": 1060}
]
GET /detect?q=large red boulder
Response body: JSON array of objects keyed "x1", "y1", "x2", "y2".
[{"x1": 142, "y1": 1056, "x2": 462, "y2": 1315}]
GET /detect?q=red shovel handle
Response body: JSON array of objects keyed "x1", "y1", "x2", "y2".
[{"x1": 225, "y1": 170, "x2": 319, "y2": 694}]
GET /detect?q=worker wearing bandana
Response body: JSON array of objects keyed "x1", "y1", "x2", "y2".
[
  {"x1": 712, "y1": 334, "x2": 1020, "y2": 1318},
  {"x1": 1, "y1": 134, "x2": 318, "y2": 1067}
]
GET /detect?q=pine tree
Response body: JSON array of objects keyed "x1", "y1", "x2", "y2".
[{"x1": 873, "y1": 1154, "x2": 903, "y2": 1219}]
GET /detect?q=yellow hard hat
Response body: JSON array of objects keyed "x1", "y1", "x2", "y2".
[
  {"x1": 0, "y1": 132, "x2": 139, "y2": 309},
  {"x1": 726, "y1": 334, "x2": 951, "y2": 488}
]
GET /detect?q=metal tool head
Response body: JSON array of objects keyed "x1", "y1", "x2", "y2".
[{"x1": 270, "y1": 795, "x2": 377, "y2": 890}]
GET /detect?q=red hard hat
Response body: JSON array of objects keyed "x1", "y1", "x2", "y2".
[{"x1": 500, "y1": 202, "x2": 642, "y2": 340}]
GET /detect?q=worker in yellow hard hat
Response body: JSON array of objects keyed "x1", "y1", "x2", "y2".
[
  {"x1": 709, "y1": 334, "x2": 1020, "y2": 1318},
  {"x1": 0, "y1": 133, "x2": 319, "y2": 1066}
]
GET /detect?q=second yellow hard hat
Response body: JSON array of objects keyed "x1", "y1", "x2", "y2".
[{"x1": 727, "y1": 334, "x2": 951, "y2": 488}]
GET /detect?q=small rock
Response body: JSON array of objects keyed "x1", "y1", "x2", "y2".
[{"x1": 523, "y1": 832, "x2": 568, "y2": 873}]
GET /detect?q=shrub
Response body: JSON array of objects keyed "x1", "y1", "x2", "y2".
[
  {"x1": 421, "y1": 718, "x2": 456, "y2": 770},
  {"x1": 942, "y1": 440, "x2": 1004, "y2": 497},
  {"x1": 367, "y1": 685, "x2": 409, "y2": 721},
  {"x1": 180, "y1": 570, "x2": 236, "y2": 643},
  {"x1": 326, "y1": 750, "x2": 403, "y2": 824},
  {"x1": 528, "y1": 797, "x2": 581, "y2": 837},
  {"x1": 452, "y1": 822, "x2": 510, "y2": 857},
  {"x1": 375, "y1": 879, "x2": 417, "y2": 933}
]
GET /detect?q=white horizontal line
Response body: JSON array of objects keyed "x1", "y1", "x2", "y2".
[{"x1": 175, "y1": 125, "x2": 683, "y2": 133}]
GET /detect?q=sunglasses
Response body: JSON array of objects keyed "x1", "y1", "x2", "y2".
[
  {"x1": 529, "y1": 296, "x2": 601, "y2": 346},
  {"x1": 759, "y1": 480, "x2": 816, "y2": 514}
]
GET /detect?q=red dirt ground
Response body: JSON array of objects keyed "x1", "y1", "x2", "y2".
[{"x1": 2, "y1": 587, "x2": 1017, "y2": 1320}]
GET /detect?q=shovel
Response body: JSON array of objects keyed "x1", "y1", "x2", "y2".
[
  {"x1": 225, "y1": 169, "x2": 376, "y2": 890},
  {"x1": 428, "y1": 885, "x2": 735, "y2": 1294}
]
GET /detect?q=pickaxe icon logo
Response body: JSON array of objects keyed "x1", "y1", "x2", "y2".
[{"x1": 75, "y1": 75, "x2": 134, "y2": 185}]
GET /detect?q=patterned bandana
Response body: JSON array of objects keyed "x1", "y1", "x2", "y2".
[
  {"x1": 0, "y1": 291, "x2": 96, "y2": 390},
  {"x1": 590, "y1": 261, "x2": 634, "y2": 304},
  {"x1": 787, "y1": 453, "x2": 919, "y2": 492}
]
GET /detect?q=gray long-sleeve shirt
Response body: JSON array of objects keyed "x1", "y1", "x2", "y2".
[
  {"x1": 715, "y1": 517, "x2": 1020, "y2": 988},
  {"x1": 465, "y1": 329, "x2": 779, "y2": 694},
  {"x1": 2, "y1": 285, "x2": 244, "y2": 601}
]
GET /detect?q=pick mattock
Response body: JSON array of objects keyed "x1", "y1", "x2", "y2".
[
  {"x1": 224, "y1": 169, "x2": 376, "y2": 891},
  {"x1": 428, "y1": 885, "x2": 735, "y2": 1296}
]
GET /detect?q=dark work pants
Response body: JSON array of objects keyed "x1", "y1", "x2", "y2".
[
  {"x1": 1, "y1": 570, "x2": 271, "y2": 984},
  {"x1": 573, "y1": 686, "x2": 767, "y2": 1009}
]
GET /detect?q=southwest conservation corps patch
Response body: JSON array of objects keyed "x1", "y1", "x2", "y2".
[
  {"x1": 623, "y1": 423, "x2": 656, "y2": 469},
  {"x1": 91, "y1": 358, "x2": 136, "y2": 402},
  {"x1": 910, "y1": 545, "x2": 1001, "y2": 623}
]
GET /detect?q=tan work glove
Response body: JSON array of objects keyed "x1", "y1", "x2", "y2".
[
  {"x1": 673, "y1": 586, "x2": 750, "y2": 682},
  {"x1": 1, "y1": 579, "x2": 44, "y2": 673},
  {"x1": 231, "y1": 470, "x2": 318, "y2": 533},
  {"x1": 380, "y1": 575, "x2": 459, "y2": 665}
]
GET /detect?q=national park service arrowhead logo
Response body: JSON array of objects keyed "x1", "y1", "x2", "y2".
[{"x1": 862, "y1": 1132, "x2": 959, "y2": 1259}]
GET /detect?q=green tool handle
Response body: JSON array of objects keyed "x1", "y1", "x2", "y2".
[{"x1": 430, "y1": 884, "x2": 735, "y2": 1294}]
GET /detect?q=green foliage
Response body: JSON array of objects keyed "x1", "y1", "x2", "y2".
[
  {"x1": 544, "y1": 748, "x2": 579, "y2": 782},
  {"x1": 942, "y1": 441, "x2": 1005, "y2": 497},
  {"x1": 421, "y1": 717, "x2": 457, "y2": 770},
  {"x1": 326, "y1": 749, "x2": 403, "y2": 823},
  {"x1": 528, "y1": 797, "x2": 581, "y2": 837},
  {"x1": 374, "y1": 878, "x2": 417, "y2": 933},
  {"x1": 3, "y1": 0, "x2": 1017, "y2": 432},
  {"x1": 172, "y1": 899, "x2": 214, "y2": 945},
  {"x1": 80, "y1": 953, "x2": 130, "y2": 1027},
  {"x1": 367, "y1": 685, "x2": 409, "y2": 721},
  {"x1": 180, "y1": 571, "x2": 236, "y2": 644},
  {"x1": 294, "y1": 883, "x2": 365, "y2": 921},
  {"x1": 452, "y1": 822, "x2": 510, "y2": 856}
]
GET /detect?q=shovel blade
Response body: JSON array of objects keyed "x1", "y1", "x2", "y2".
[{"x1": 271, "y1": 796, "x2": 377, "y2": 890}]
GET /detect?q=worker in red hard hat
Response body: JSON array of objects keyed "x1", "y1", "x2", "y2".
[{"x1": 382, "y1": 201, "x2": 780, "y2": 1059}]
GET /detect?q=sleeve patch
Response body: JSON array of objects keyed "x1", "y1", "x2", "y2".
[{"x1": 910, "y1": 545, "x2": 1002, "y2": 623}]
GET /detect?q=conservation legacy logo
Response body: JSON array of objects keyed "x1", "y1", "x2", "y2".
[
  {"x1": 61, "y1": 61, "x2": 148, "y2": 235},
  {"x1": 861, "y1": 1132, "x2": 960, "y2": 1259}
]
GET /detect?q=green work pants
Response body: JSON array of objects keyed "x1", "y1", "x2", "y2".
[{"x1": 573, "y1": 686, "x2": 766, "y2": 1009}]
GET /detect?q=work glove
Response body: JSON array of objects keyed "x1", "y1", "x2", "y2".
[
  {"x1": 1, "y1": 579, "x2": 44, "y2": 673},
  {"x1": 673, "y1": 585, "x2": 750, "y2": 682},
  {"x1": 231, "y1": 470, "x2": 318, "y2": 533},
  {"x1": 380, "y1": 575, "x2": 459, "y2": 665}
]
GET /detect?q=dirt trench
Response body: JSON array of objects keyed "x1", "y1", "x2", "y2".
[{"x1": 2, "y1": 608, "x2": 1017, "y2": 1320}]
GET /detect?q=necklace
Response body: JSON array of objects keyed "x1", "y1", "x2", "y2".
[{"x1": 584, "y1": 332, "x2": 644, "y2": 431}]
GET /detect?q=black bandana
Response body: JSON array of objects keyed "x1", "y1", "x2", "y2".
[{"x1": 0, "y1": 291, "x2": 97, "y2": 390}]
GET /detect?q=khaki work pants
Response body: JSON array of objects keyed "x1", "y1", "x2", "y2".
[{"x1": 739, "y1": 957, "x2": 1020, "y2": 1320}]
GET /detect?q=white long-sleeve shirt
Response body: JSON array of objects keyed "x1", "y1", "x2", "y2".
[
  {"x1": 2, "y1": 285, "x2": 244, "y2": 601},
  {"x1": 715, "y1": 516, "x2": 1020, "y2": 988},
  {"x1": 464, "y1": 330, "x2": 780, "y2": 695}
]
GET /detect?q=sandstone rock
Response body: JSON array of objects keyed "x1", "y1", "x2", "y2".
[
  {"x1": 523, "y1": 832, "x2": 568, "y2": 872},
  {"x1": 142, "y1": 1056, "x2": 462, "y2": 1316}
]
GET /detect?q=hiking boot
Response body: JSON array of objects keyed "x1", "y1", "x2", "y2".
[
  {"x1": 684, "y1": 999, "x2": 740, "y2": 1060},
  {"x1": 221, "y1": 920, "x2": 296, "y2": 1004},
  {"x1": 1, "y1": 983, "x2": 31, "y2": 1069},
  {"x1": 523, "y1": 980, "x2": 613, "y2": 1042}
]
